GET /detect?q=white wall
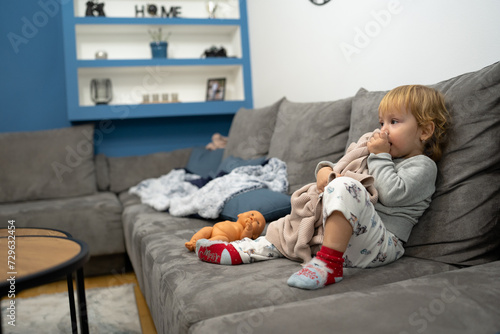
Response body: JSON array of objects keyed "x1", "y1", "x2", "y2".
[{"x1": 247, "y1": 0, "x2": 500, "y2": 107}]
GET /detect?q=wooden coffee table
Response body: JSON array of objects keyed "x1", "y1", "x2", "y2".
[{"x1": 0, "y1": 227, "x2": 90, "y2": 334}]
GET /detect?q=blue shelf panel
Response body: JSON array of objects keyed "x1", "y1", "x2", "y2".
[
  {"x1": 68, "y1": 100, "x2": 250, "y2": 121},
  {"x1": 73, "y1": 17, "x2": 241, "y2": 26},
  {"x1": 77, "y1": 58, "x2": 244, "y2": 68}
]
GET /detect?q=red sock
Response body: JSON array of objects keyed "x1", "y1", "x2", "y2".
[
  {"x1": 196, "y1": 239, "x2": 243, "y2": 265},
  {"x1": 315, "y1": 246, "x2": 344, "y2": 285},
  {"x1": 287, "y1": 246, "x2": 344, "y2": 289}
]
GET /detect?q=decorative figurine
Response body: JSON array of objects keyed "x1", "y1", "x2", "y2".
[
  {"x1": 95, "y1": 50, "x2": 108, "y2": 59},
  {"x1": 85, "y1": 1, "x2": 106, "y2": 17},
  {"x1": 90, "y1": 79, "x2": 112, "y2": 105},
  {"x1": 206, "y1": 1, "x2": 218, "y2": 18}
]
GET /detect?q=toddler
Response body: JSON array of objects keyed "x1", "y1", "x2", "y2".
[{"x1": 196, "y1": 85, "x2": 449, "y2": 290}]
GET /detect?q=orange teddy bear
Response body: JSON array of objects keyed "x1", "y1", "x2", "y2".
[{"x1": 185, "y1": 211, "x2": 266, "y2": 251}]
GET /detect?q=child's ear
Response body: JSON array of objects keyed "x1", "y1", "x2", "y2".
[{"x1": 420, "y1": 121, "x2": 435, "y2": 141}]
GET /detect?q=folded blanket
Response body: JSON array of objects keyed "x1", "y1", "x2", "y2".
[
  {"x1": 330, "y1": 130, "x2": 379, "y2": 204},
  {"x1": 128, "y1": 169, "x2": 200, "y2": 211},
  {"x1": 129, "y1": 158, "x2": 288, "y2": 219},
  {"x1": 265, "y1": 183, "x2": 324, "y2": 263}
]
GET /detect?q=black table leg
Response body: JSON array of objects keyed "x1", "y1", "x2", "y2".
[
  {"x1": 67, "y1": 274, "x2": 78, "y2": 334},
  {"x1": 75, "y1": 268, "x2": 89, "y2": 334}
]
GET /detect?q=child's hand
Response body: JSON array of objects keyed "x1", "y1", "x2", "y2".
[
  {"x1": 316, "y1": 166, "x2": 333, "y2": 193},
  {"x1": 368, "y1": 131, "x2": 390, "y2": 155}
]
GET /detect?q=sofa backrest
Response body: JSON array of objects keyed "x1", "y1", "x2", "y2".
[
  {"x1": 266, "y1": 98, "x2": 353, "y2": 194},
  {"x1": 223, "y1": 98, "x2": 284, "y2": 161},
  {"x1": 346, "y1": 61, "x2": 500, "y2": 266},
  {"x1": 96, "y1": 148, "x2": 193, "y2": 193},
  {"x1": 223, "y1": 96, "x2": 353, "y2": 194},
  {"x1": 0, "y1": 124, "x2": 97, "y2": 203}
]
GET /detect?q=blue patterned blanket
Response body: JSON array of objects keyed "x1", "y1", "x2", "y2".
[{"x1": 129, "y1": 158, "x2": 288, "y2": 219}]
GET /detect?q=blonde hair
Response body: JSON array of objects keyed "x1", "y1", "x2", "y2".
[{"x1": 379, "y1": 85, "x2": 450, "y2": 162}]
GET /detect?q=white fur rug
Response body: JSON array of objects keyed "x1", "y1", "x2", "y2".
[{"x1": 1, "y1": 284, "x2": 141, "y2": 334}]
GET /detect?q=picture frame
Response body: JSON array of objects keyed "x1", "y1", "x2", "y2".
[{"x1": 206, "y1": 78, "x2": 226, "y2": 101}]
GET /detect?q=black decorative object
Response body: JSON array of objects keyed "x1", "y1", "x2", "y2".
[
  {"x1": 202, "y1": 46, "x2": 227, "y2": 58},
  {"x1": 309, "y1": 0, "x2": 331, "y2": 5},
  {"x1": 85, "y1": 1, "x2": 106, "y2": 16}
]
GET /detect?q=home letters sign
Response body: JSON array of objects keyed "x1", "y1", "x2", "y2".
[{"x1": 135, "y1": 4, "x2": 181, "y2": 17}]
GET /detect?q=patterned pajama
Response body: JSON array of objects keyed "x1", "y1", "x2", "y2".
[
  {"x1": 227, "y1": 176, "x2": 404, "y2": 268},
  {"x1": 230, "y1": 236, "x2": 283, "y2": 263},
  {"x1": 322, "y1": 177, "x2": 404, "y2": 268}
]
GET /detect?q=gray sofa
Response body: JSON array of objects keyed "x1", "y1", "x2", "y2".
[
  {"x1": 0, "y1": 124, "x2": 128, "y2": 275},
  {"x1": 1, "y1": 61, "x2": 499, "y2": 333}
]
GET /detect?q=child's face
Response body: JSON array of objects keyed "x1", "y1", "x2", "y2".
[{"x1": 378, "y1": 108, "x2": 425, "y2": 159}]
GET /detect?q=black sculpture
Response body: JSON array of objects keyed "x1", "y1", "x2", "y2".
[
  {"x1": 86, "y1": 1, "x2": 106, "y2": 17},
  {"x1": 202, "y1": 46, "x2": 227, "y2": 58}
]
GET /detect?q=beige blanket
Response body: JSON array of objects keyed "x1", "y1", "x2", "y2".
[
  {"x1": 330, "y1": 130, "x2": 379, "y2": 204},
  {"x1": 265, "y1": 131, "x2": 378, "y2": 263}
]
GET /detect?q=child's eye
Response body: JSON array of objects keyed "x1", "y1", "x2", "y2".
[
  {"x1": 391, "y1": 119, "x2": 398, "y2": 124},
  {"x1": 379, "y1": 121, "x2": 384, "y2": 127}
]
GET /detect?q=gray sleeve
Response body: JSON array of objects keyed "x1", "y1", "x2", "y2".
[{"x1": 367, "y1": 153, "x2": 437, "y2": 206}]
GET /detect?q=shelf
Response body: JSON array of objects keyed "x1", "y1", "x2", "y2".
[
  {"x1": 75, "y1": 24, "x2": 242, "y2": 60},
  {"x1": 68, "y1": 100, "x2": 251, "y2": 121},
  {"x1": 77, "y1": 58, "x2": 244, "y2": 67},
  {"x1": 77, "y1": 64, "x2": 245, "y2": 107},
  {"x1": 73, "y1": 17, "x2": 242, "y2": 26},
  {"x1": 63, "y1": 0, "x2": 252, "y2": 121},
  {"x1": 73, "y1": 0, "x2": 241, "y2": 20}
]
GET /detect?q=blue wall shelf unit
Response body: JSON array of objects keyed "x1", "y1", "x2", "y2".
[{"x1": 61, "y1": 0, "x2": 253, "y2": 121}]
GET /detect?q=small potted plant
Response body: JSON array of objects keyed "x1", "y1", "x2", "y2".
[{"x1": 149, "y1": 27, "x2": 171, "y2": 58}]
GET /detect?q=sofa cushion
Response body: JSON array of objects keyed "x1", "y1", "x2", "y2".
[
  {"x1": 267, "y1": 97, "x2": 352, "y2": 193},
  {"x1": 220, "y1": 188, "x2": 291, "y2": 223},
  {"x1": 133, "y1": 228, "x2": 456, "y2": 334},
  {"x1": 185, "y1": 147, "x2": 224, "y2": 178},
  {"x1": 121, "y1": 208, "x2": 214, "y2": 290},
  {"x1": 346, "y1": 88, "x2": 384, "y2": 148},
  {"x1": 0, "y1": 124, "x2": 96, "y2": 203},
  {"x1": 0, "y1": 192, "x2": 124, "y2": 256},
  {"x1": 347, "y1": 61, "x2": 500, "y2": 266},
  {"x1": 190, "y1": 261, "x2": 500, "y2": 334},
  {"x1": 108, "y1": 148, "x2": 192, "y2": 193},
  {"x1": 223, "y1": 98, "x2": 285, "y2": 160}
]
